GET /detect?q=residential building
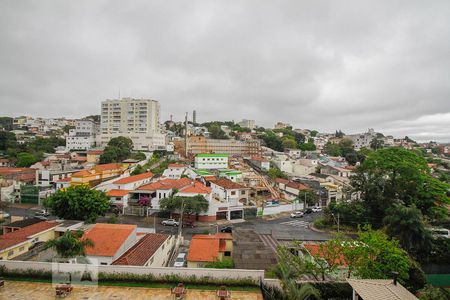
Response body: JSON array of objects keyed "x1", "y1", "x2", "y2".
[
  {"x1": 187, "y1": 233, "x2": 233, "y2": 268},
  {"x1": 112, "y1": 172, "x2": 153, "y2": 190},
  {"x1": 274, "y1": 122, "x2": 291, "y2": 129},
  {"x1": 83, "y1": 223, "x2": 138, "y2": 265},
  {"x1": 320, "y1": 165, "x2": 354, "y2": 178},
  {"x1": 71, "y1": 163, "x2": 127, "y2": 187},
  {"x1": 100, "y1": 98, "x2": 166, "y2": 151},
  {"x1": 86, "y1": 150, "x2": 104, "y2": 163},
  {"x1": 346, "y1": 279, "x2": 418, "y2": 300},
  {"x1": 107, "y1": 189, "x2": 131, "y2": 211},
  {"x1": 194, "y1": 154, "x2": 229, "y2": 169},
  {"x1": 247, "y1": 157, "x2": 270, "y2": 172},
  {"x1": 66, "y1": 119, "x2": 99, "y2": 151},
  {"x1": 285, "y1": 148, "x2": 302, "y2": 159},
  {"x1": 112, "y1": 233, "x2": 174, "y2": 267},
  {"x1": 181, "y1": 136, "x2": 261, "y2": 156},
  {"x1": 0, "y1": 168, "x2": 36, "y2": 184},
  {"x1": 218, "y1": 169, "x2": 243, "y2": 182},
  {"x1": 0, "y1": 159, "x2": 11, "y2": 167},
  {"x1": 0, "y1": 221, "x2": 58, "y2": 260},
  {"x1": 35, "y1": 170, "x2": 74, "y2": 187},
  {"x1": 162, "y1": 164, "x2": 186, "y2": 179},
  {"x1": 209, "y1": 178, "x2": 249, "y2": 220},
  {"x1": 238, "y1": 119, "x2": 256, "y2": 130}
]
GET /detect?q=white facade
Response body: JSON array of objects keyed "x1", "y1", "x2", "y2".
[
  {"x1": 66, "y1": 120, "x2": 99, "y2": 150},
  {"x1": 194, "y1": 154, "x2": 228, "y2": 169},
  {"x1": 162, "y1": 165, "x2": 186, "y2": 179},
  {"x1": 100, "y1": 98, "x2": 166, "y2": 151},
  {"x1": 238, "y1": 119, "x2": 256, "y2": 129}
]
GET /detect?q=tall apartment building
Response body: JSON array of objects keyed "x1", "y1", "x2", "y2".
[
  {"x1": 100, "y1": 98, "x2": 166, "y2": 151},
  {"x1": 178, "y1": 136, "x2": 261, "y2": 156},
  {"x1": 238, "y1": 119, "x2": 256, "y2": 129},
  {"x1": 66, "y1": 119, "x2": 99, "y2": 150}
]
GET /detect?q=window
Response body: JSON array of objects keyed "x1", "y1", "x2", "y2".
[
  {"x1": 241, "y1": 190, "x2": 245, "y2": 195},
  {"x1": 7, "y1": 250, "x2": 14, "y2": 256},
  {"x1": 19, "y1": 246, "x2": 25, "y2": 251},
  {"x1": 150, "y1": 257, "x2": 154, "y2": 264},
  {"x1": 100, "y1": 262, "x2": 107, "y2": 265},
  {"x1": 231, "y1": 191, "x2": 236, "y2": 195},
  {"x1": 224, "y1": 251, "x2": 231, "y2": 257}
]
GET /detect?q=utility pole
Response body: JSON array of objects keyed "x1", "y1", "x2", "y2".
[{"x1": 184, "y1": 112, "x2": 188, "y2": 158}]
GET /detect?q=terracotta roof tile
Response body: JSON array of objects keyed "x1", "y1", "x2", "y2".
[
  {"x1": 83, "y1": 223, "x2": 136, "y2": 257},
  {"x1": 286, "y1": 181, "x2": 310, "y2": 190},
  {"x1": 94, "y1": 163, "x2": 122, "y2": 171},
  {"x1": 179, "y1": 182, "x2": 211, "y2": 194},
  {"x1": 137, "y1": 177, "x2": 192, "y2": 191},
  {"x1": 112, "y1": 233, "x2": 169, "y2": 266},
  {"x1": 167, "y1": 163, "x2": 186, "y2": 168},
  {"x1": 274, "y1": 178, "x2": 289, "y2": 184},
  {"x1": 106, "y1": 189, "x2": 131, "y2": 197},
  {"x1": 187, "y1": 233, "x2": 232, "y2": 263},
  {"x1": 0, "y1": 221, "x2": 58, "y2": 251},
  {"x1": 113, "y1": 172, "x2": 153, "y2": 184},
  {"x1": 210, "y1": 178, "x2": 246, "y2": 190}
]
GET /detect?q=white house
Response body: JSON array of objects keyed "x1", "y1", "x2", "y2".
[
  {"x1": 209, "y1": 178, "x2": 249, "y2": 220},
  {"x1": 162, "y1": 163, "x2": 186, "y2": 179},
  {"x1": 112, "y1": 172, "x2": 154, "y2": 190},
  {"x1": 194, "y1": 154, "x2": 228, "y2": 169}
]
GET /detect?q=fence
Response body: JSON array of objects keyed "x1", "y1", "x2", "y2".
[{"x1": 0, "y1": 260, "x2": 264, "y2": 282}]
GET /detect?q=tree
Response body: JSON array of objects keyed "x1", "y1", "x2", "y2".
[
  {"x1": 46, "y1": 185, "x2": 110, "y2": 223},
  {"x1": 100, "y1": 136, "x2": 134, "y2": 163},
  {"x1": 0, "y1": 131, "x2": 17, "y2": 151},
  {"x1": 282, "y1": 138, "x2": 297, "y2": 150},
  {"x1": 131, "y1": 151, "x2": 146, "y2": 161},
  {"x1": 323, "y1": 142, "x2": 341, "y2": 156},
  {"x1": 369, "y1": 137, "x2": 384, "y2": 150},
  {"x1": 268, "y1": 167, "x2": 287, "y2": 179},
  {"x1": 208, "y1": 124, "x2": 228, "y2": 139},
  {"x1": 131, "y1": 164, "x2": 145, "y2": 175},
  {"x1": 335, "y1": 130, "x2": 345, "y2": 138},
  {"x1": 45, "y1": 230, "x2": 94, "y2": 258},
  {"x1": 419, "y1": 285, "x2": 450, "y2": 300},
  {"x1": 299, "y1": 142, "x2": 316, "y2": 151},
  {"x1": 16, "y1": 152, "x2": 38, "y2": 167},
  {"x1": 310, "y1": 130, "x2": 318, "y2": 137},
  {"x1": 0, "y1": 117, "x2": 13, "y2": 131},
  {"x1": 383, "y1": 204, "x2": 432, "y2": 257},
  {"x1": 159, "y1": 193, "x2": 209, "y2": 217},
  {"x1": 62, "y1": 125, "x2": 75, "y2": 134}
]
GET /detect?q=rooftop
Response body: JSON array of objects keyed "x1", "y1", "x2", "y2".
[
  {"x1": 3, "y1": 218, "x2": 43, "y2": 229},
  {"x1": 83, "y1": 223, "x2": 136, "y2": 257},
  {"x1": 0, "y1": 221, "x2": 58, "y2": 251},
  {"x1": 196, "y1": 153, "x2": 229, "y2": 158},
  {"x1": 113, "y1": 172, "x2": 153, "y2": 184},
  {"x1": 112, "y1": 233, "x2": 170, "y2": 266},
  {"x1": 167, "y1": 163, "x2": 186, "y2": 168},
  {"x1": 187, "y1": 233, "x2": 232, "y2": 263},
  {"x1": 210, "y1": 178, "x2": 247, "y2": 190},
  {"x1": 346, "y1": 279, "x2": 418, "y2": 300},
  {"x1": 137, "y1": 177, "x2": 192, "y2": 191},
  {"x1": 106, "y1": 189, "x2": 131, "y2": 197}
]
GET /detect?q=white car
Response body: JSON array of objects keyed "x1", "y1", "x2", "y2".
[
  {"x1": 290, "y1": 211, "x2": 304, "y2": 218},
  {"x1": 174, "y1": 253, "x2": 186, "y2": 267},
  {"x1": 312, "y1": 207, "x2": 322, "y2": 212},
  {"x1": 430, "y1": 228, "x2": 450, "y2": 239},
  {"x1": 161, "y1": 219, "x2": 179, "y2": 226}
]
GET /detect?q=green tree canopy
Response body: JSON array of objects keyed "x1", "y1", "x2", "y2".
[
  {"x1": 159, "y1": 193, "x2": 209, "y2": 215},
  {"x1": 45, "y1": 230, "x2": 94, "y2": 258},
  {"x1": 268, "y1": 167, "x2": 288, "y2": 179},
  {"x1": 99, "y1": 136, "x2": 134, "y2": 163},
  {"x1": 16, "y1": 152, "x2": 38, "y2": 167},
  {"x1": 46, "y1": 185, "x2": 110, "y2": 223},
  {"x1": 282, "y1": 138, "x2": 297, "y2": 150}
]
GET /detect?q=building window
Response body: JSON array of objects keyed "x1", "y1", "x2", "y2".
[
  {"x1": 19, "y1": 246, "x2": 25, "y2": 251},
  {"x1": 224, "y1": 251, "x2": 231, "y2": 257},
  {"x1": 241, "y1": 190, "x2": 245, "y2": 195},
  {"x1": 231, "y1": 191, "x2": 236, "y2": 195},
  {"x1": 7, "y1": 250, "x2": 14, "y2": 257},
  {"x1": 100, "y1": 262, "x2": 107, "y2": 265}
]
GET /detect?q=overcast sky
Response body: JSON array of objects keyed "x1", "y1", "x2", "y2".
[{"x1": 1, "y1": 1, "x2": 449, "y2": 142}]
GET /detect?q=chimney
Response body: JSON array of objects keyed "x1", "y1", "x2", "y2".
[{"x1": 392, "y1": 271, "x2": 399, "y2": 285}]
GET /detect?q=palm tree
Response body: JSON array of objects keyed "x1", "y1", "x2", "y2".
[
  {"x1": 274, "y1": 259, "x2": 320, "y2": 300},
  {"x1": 45, "y1": 230, "x2": 94, "y2": 259}
]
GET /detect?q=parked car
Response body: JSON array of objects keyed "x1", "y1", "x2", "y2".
[
  {"x1": 290, "y1": 211, "x2": 304, "y2": 218},
  {"x1": 173, "y1": 252, "x2": 186, "y2": 267},
  {"x1": 182, "y1": 221, "x2": 195, "y2": 228},
  {"x1": 304, "y1": 208, "x2": 313, "y2": 214},
  {"x1": 0, "y1": 211, "x2": 10, "y2": 220},
  {"x1": 312, "y1": 207, "x2": 322, "y2": 213},
  {"x1": 161, "y1": 219, "x2": 179, "y2": 226},
  {"x1": 220, "y1": 226, "x2": 233, "y2": 233},
  {"x1": 35, "y1": 209, "x2": 50, "y2": 217}
]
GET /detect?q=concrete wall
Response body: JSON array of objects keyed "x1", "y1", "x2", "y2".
[
  {"x1": 0, "y1": 260, "x2": 264, "y2": 281},
  {"x1": 261, "y1": 203, "x2": 302, "y2": 215}
]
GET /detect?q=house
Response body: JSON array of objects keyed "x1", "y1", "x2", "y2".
[
  {"x1": 0, "y1": 168, "x2": 36, "y2": 184},
  {"x1": 218, "y1": 169, "x2": 243, "y2": 182},
  {"x1": 187, "y1": 233, "x2": 233, "y2": 268},
  {"x1": 346, "y1": 278, "x2": 418, "y2": 300},
  {"x1": 35, "y1": 170, "x2": 74, "y2": 187},
  {"x1": 106, "y1": 189, "x2": 132, "y2": 211},
  {"x1": 71, "y1": 163, "x2": 126, "y2": 187},
  {"x1": 2, "y1": 218, "x2": 44, "y2": 234},
  {"x1": 0, "y1": 159, "x2": 11, "y2": 167},
  {"x1": 82, "y1": 223, "x2": 138, "y2": 265},
  {"x1": 274, "y1": 178, "x2": 289, "y2": 190},
  {"x1": 285, "y1": 148, "x2": 301, "y2": 159},
  {"x1": 285, "y1": 181, "x2": 310, "y2": 198},
  {"x1": 112, "y1": 233, "x2": 174, "y2": 267},
  {"x1": 209, "y1": 178, "x2": 249, "y2": 220},
  {"x1": 55, "y1": 177, "x2": 71, "y2": 189},
  {"x1": 86, "y1": 150, "x2": 104, "y2": 163},
  {"x1": 162, "y1": 164, "x2": 186, "y2": 179},
  {"x1": 247, "y1": 157, "x2": 270, "y2": 172},
  {"x1": 112, "y1": 172, "x2": 153, "y2": 190},
  {"x1": 194, "y1": 154, "x2": 229, "y2": 170},
  {"x1": 0, "y1": 221, "x2": 58, "y2": 260},
  {"x1": 320, "y1": 165, "x2": 354, "y2": 178}
]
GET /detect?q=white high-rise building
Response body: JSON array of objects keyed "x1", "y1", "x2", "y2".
[
  {"x1": 100, "y1": 98, "x2": 166, "y2": 151},
  {"x1": 66, "y1": 119, "x2": 99, "y2": 150},
  {"x1": 238, "y1": 119, "x2": 256, "y2": 130}
]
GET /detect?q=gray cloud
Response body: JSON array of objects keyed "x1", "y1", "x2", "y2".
[{"x1": 0, "y1": 0, "x2": 449, "y2": 142}]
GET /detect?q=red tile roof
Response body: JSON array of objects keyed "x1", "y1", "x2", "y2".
[
  {"x1": 94, "y1": 163, "x2": 122, "y2": 172},
  {"x1": 137, "y1": 177, "x2": 192, "y2": 191},
  {"x1": 0, "y1": 221, "x2": 58, "y2": 251},
  {"x1": 83, "y1": 223, "x2": 136, "y2": 257},
  {"x1": 72, "y1": 169, "x2": 92, "y2": 177},
  {"x1": 210, "y1": 178, "x2": 246, "y2": 190},
  {"x1": 112, "y1": 233, "x2": 170, "y2": 266},
  {"x1": 113, "y1": 172, "x2": 153, "y2": 184},
  {"x1": 168, "y1": 163, "x2": 186, "y2": 168},
  {"x1": 187, "y1": 233, "x2": 232, "y2": 262},
  {"x1": 274, "y1": 178, "x2": 289, "y2": 184},
  {"x1": 56, "y1": 177, "x2": 71, "y2": 182},
  {"x1": 286, "y1": 181, "x2": 310, "y2": 190},
  {"x1": 106, "y1": 189, "x2": 131, "y2": 197},
  {"x1": 87, "y1": 150, "x2": 104, "y2": 155},
  {"x1": 304, "y1": 243, "x2": 347, "y2": 266},
  {"x1": 179, "y1": 181, "x2": 211, "y2": 194}
]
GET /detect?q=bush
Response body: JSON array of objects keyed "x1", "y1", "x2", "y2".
[
  {"x1": 204, "y1": 258, "x2": 234, "y2": 269},
  {"x1": 313, "y1": 217, "x2": 327, "y2": 229},
  {"x1": 309, "y1": 281, "x2": 353, "y2": 299}
]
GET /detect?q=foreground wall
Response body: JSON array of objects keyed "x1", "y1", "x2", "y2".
[{"x1": 0, "y1": 260, "x2": 264, "y2": 281}]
